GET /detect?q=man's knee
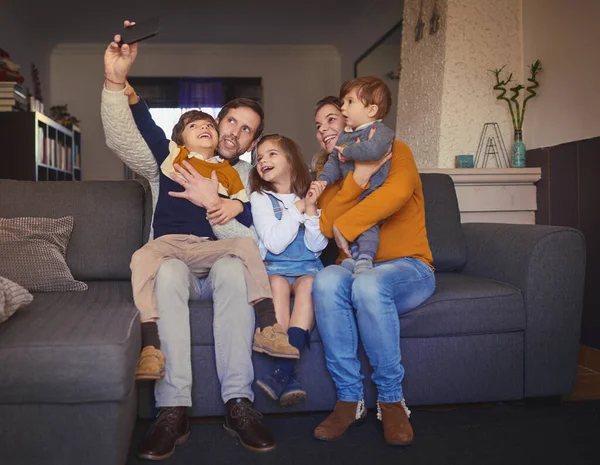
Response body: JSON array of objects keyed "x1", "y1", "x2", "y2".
[
  {"x1": 155, "y1": 258, "x2": 191, "y2": 292},
  {"x1": 210, "y1": 256, "x2": 247, "y2": 290}
]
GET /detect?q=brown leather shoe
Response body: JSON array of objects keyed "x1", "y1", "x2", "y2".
[
  {"x1": 136, "y1": 346, "x2": 166, "y2": 382},
  {"x1": 253, "y1": 323, "x2": 300, "y2": 359},
  {"x1": 377, "y1": 400, "x2": 413, "y2": 446},
  {"x1": 224, "y1": 398, "x2": 276, "y2": 452},
  {"x1": 137, "y1": 407, "x2": 190, "y2": 460},
  {"x1": 313, "y1": 400, "x2": 367, "y2": 441}
]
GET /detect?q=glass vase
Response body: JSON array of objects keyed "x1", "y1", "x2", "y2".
[{"x1": 511, "y1": 129, "x2": 526, "y2": 168}]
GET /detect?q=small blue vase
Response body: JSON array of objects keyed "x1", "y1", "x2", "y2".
[{"x1": 511, "y1": 129, "x2": 526, "y2": 168}]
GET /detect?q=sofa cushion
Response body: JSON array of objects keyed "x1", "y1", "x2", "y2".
[
  {"x1": 0, "y1": 276, "x2": 33, "y2": 324},
  {"x1": 0, "y1": 216, "x2": 87, "y2": 292},
  {"x1": 400, "y1": 272, "x2": 525, "y2": 337},
  {"x1": 420, "y1": 173, "x2": 467, "y2": 272},
  {"x1": 0, "y1": 180, "x2": 147, "y2": 281},
  {"x1": 0, "y1": 281, "x2": 139, "y2": 404},
  {"x1": 188, "y1": 272, "x2": 524, "y2": 345}
]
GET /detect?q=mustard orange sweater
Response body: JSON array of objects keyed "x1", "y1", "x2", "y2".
[{"x1": 318, "y1": 140, "x2": 433, "y2": 267}]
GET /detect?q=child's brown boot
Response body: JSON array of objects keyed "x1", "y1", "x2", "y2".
[
  {"x1": 377, "y1": 400, "x2": 413, "y2": 446},
  {"x1": 253, "y1": 323, "x2": 300, "y2": 359},
  {"x1": 135, "y1": 345, "x2": 166, "y2": 382},
  {"x1": 313, "y1": 400, "x2": 367, "y2": 441}
]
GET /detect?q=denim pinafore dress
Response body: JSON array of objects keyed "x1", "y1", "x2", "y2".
[{"x1": 263, "y1": 193, "x2": 324, "y2": 277}]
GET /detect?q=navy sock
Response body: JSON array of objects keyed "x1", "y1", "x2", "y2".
[{"x1": 275, "y1": 327, "x2": 308, "y2": 376}]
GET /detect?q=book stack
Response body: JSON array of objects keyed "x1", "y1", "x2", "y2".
[{"x1": 0, "y1": 82, "x2": 28, "y2": 112}]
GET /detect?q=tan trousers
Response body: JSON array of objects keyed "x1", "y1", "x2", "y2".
[{"x1": 130, "y1": 235, "x2": 272, "y2": 322}]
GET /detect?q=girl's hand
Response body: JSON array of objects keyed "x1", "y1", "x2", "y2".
[
  {"x1": 104, "y1": 20, "x2": 138, "y2": 90},
  {"x1": 332, "y1": 224, "x2": 351, "y2": 257},
  {"x1": 305, "y1": 181, "x2": 326, "y2": 207},
  {"x1": 207, "y1": 199, "x2": 243, "y2": 225},
  {"x1": 295, "y1": 199, "x2": 306, "y2": 214}
]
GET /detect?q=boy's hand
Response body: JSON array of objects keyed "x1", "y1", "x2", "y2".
[
  {"x1": 124, "y1": 83, "x2": 139, "y2": 104},
  {"x1": 207, "y1": 199, "x2": 243, "y2": 225},
  {"x1": 335, "y1": 145, "x2": 347, "y2": 163}
]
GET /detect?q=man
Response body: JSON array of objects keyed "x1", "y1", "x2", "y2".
[{"x1": 102, "y1": 28, "x2": 275, "y2": 460}]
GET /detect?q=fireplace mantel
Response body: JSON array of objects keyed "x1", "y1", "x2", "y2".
[{"x1": 419, "y1": 168, "x2": 542, "y2": 224}]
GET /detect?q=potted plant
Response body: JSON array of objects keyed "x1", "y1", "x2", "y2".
[{"x1": 490, "y1": 59, "x2": 542, "y2": 168}]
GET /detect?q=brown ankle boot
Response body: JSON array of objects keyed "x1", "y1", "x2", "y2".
[
  {"x1": 313, "y1": 400, "x2": 367, "y2": 441},
  {"x1": 253, "y1": 323, "x2": 300, "y2": 359},
  {"x1": 377, "y1": 400, "x2": 413, "y2": 446}
]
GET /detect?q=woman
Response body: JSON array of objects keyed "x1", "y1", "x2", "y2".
[{"x1": 312, "y1": 96, "x2": 435, "y2": 446}]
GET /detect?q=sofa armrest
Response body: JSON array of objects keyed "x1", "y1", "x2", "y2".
[{"x1": 461, "y1": 223, "x2": 586, "y2": 398}]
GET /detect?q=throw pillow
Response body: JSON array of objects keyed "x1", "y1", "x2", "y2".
[
  {"x1": 0, "y1": 216, "x2": 88, "y2": 292},
  {"x1": 0, "y1": 276, "x2": 33, "y2": 324}
]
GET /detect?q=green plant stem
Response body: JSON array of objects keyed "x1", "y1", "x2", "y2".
[
  {"x1": 491, "y1": 67, "x2": 517, "y2": 129},
  {"x1": 520, "y1": 59, "x2": 542, "y2": 130}
]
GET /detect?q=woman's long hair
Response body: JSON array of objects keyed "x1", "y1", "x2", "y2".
[
  {"x1": 249, "y1": 134, "x2": 312, "y2": 198},
  {"x1": 312, "y1": 96, "x2": 343, "y2": 173}
]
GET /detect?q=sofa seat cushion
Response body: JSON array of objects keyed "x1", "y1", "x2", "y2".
[
  {"x1": 188, "y1": 272, "x2": 524, "y2": 345},
  {"x1": 0, "y1": 281, "x2": 139, "y2": 404},
  {"x1": 400, "y1": 272, "x2": 525, "y2": 338}
]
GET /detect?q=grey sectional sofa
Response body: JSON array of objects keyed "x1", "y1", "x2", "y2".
[{"x1": 0, "y1": 174, "x2": 586, "y2": 465}]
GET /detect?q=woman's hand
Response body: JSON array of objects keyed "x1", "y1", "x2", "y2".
[
  {"x1": 104, "y1": 20, "x2": 138, "y2": 91},
  {"x1": 167, "y1": 161, "x2": 222, "y2": 211},
  {"x1": 332, "y1": 224, "x2": 351, "y2": 257},
  {"x1": 207, "y1": 199, "x2": 243, "y2": 225},
  {"x1": 351, "y1": 126, "x2": 394, "y2": 188}
]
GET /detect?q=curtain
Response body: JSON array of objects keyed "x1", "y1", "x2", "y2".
[{"x1": 127, "y1": 77, "x2": 262, "y2": 109}]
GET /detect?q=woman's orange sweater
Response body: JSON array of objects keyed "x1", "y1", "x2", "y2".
[{"x1": 318, "y1": 140, "x2": 433, "y2": 267}]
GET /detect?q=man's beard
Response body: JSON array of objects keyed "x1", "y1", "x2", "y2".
[{"x1": 218, "y1": 134, "x2": 242, "y2": 160}]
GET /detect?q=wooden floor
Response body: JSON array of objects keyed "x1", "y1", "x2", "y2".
[{"x1": 564, "y1": 345, "x2": 600, "y2": 401}]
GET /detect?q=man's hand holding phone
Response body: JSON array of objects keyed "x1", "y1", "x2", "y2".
[{"x1": 104, "y1": 20, "x2": 139, "y2": 91}]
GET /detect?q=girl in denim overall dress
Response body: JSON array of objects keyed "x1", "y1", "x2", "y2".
[{"x1": 249, "y1": 134, "x2": 329, "y2": 406}]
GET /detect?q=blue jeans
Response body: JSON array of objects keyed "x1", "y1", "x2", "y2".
[{"x1": 313, "y1": 257, "x2": 435, "y2": 403}]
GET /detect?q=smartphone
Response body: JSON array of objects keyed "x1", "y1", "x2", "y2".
[{"x1": 118, "y1": 18, "x2": 160, "y2": 46}]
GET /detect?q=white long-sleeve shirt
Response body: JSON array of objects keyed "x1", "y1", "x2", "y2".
[{"x1": 249, "y1": 190, "x2": 329, "y2": 259}]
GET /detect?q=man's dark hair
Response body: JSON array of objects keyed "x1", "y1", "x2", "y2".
[{"x1": 217, "y1": 98, "x2": 265, "y2": 141}]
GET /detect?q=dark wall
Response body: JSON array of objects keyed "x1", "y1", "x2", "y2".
[{"x1": 527, "y1": 137, "x2": 600, "y2": 349}]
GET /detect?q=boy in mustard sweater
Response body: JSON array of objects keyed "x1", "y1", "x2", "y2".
[{"x1": 131, "y1": 109, "x2": 299, "y2": 382}]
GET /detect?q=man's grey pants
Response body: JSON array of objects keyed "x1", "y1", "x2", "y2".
[{"x1": 153, "y1": 256, "x2": 255, "y2": 407}]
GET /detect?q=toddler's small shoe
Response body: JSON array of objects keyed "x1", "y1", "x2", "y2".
[
  {"x1": 353, "y1": 258, "x2": 373, "y2": 276},
  {"x1": 136, "y1": 345, "x2": 165, "y2": 382},
  {"x1": 253, "y1": 323, "x2": 300, "y2": 359},
  {"x1": 257, "y1": 368, "x2": 289, "y2": 401},
  {"x1": 279, "y1": 374, "x2": 307, "y2": 407}
]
